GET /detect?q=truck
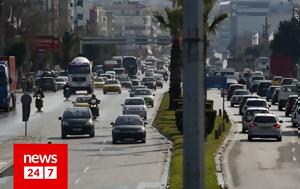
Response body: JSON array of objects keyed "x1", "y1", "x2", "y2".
[
  {"x1": 255, "y1": 57, "x2": 270, "y2": 77},
  {"x1": 122, "y1": 56, "x2": 139, "y2": 76},
  {"x1": 68, "y1": 57, "x2": 93, "y2": 94},
  {"x1": 270, "y1": 55, "x2": 293, "y2": 78},
  {"x1": 103, "y1": 60, "x2": 119, "y2": 72},
  {"x1": 0, "y1": 56, "x2": 17, "y2": 112}
]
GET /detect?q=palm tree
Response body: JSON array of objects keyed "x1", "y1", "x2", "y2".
[
  {"x1": 155, "y1": 0, "x2": 227, "y2": 109},
  {"x1": 60, "y1": 32, "x2": 79, "y2": 72}
]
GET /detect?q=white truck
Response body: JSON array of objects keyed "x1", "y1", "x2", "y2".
[
  {"x1": 68, "y1": 57, "x2": 93, "y2": 94},
  {"x1": 278, "y1": 85, "x2": 297, "y2": 111}
]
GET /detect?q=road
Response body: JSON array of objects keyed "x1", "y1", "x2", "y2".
[
  {"x1": 0, "y1": 86, "x2": 170, "y2": 189},
  {"x1": 208, "y1": 89, "x2": 300, "y2": 189}
]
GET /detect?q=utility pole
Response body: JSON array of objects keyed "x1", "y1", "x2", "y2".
[
  {"x1": 0, "y1": 0, "x2": 4, "y2": 56},
  {"x1": 183, "y1": 0, "x2": 204, "y2": 189},
  {"x1": 261, "y1": 17, "x2": 270, "y2": 56}
]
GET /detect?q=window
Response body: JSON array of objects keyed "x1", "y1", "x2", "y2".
[
  {"x1": 77, "y1": 0, "x2": 83, "y2": 7},
  {"x1": 102, "y1": 16, "x2": 107, "y2": 23},
  {"x1": 77, "y1": 14, "x2": 83, "y2": 20}
]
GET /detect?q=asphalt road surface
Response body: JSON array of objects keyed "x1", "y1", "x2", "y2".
[
  {"x1": 0, "y1": 86, "x2": 170, "y2": 189},
  {"x1": 208, "y1": 89, "x2": 300, "y2": 189}
]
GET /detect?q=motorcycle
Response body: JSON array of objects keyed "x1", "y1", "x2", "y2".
[
  {"x1": 35, "y1": 94, "x2": 43, "y2": 112},
  {"x1": 89, "y1": 99, "x2": 100, "y2": 119},
  {"x1": 63, "y1": 87, "x2": 71, "y2": 100}
]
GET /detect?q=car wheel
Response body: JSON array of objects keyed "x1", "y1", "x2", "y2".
[
  {"x1": 248, "y1": 136, "x2": 252, "y2": 141},
  {"x1": 230, "y1": 103, "x2": 234, "y2": 107},
  {"x1": 285, "y1": 112, "x2": 289, "y2": 117},
  {"x1": 112, "y1": 138, "x2": 117, "y2": 144},
  {"x1": 293, "y1": 123, "x2": 297, "y2": 127},
  {"x1": 279, "y1": 106, "x2": 283, "y2": 111},
  {"x1": 89, "y1": 129, "x2": 95, "y2": 137},
  {"x1": 277, "y1": 136, "x2": 282, "y2": 142},
  {"x1": 61, "y1": 130, "x2": 67, "y2": 139},
  {"x1": 271, "y1": 101, "x2": 275, "y2": 105},
  {"x1": 242, "y1": 127, "x2": 246, "y2": 133},
  {"x1": 141, "y1": 138, "x2": 146, "y2": 143}
]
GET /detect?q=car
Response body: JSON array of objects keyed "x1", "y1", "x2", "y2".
[
  {"x1": 242, "y1": 98, "x2": 269, "y2": 116},
  {"x1": 248, "y1": 113, "x2": 282, "y2": 141},
  {"x1": 40, "y1": 77, "x2": 57, "y2": 92},
  {"x1": 111, "y1": 115, "x2": 147, "y2": 144},
  {"x1": 105, "y1": 71, "x2": 116, "y2": 78},
  {"x1": 59, "y1": 107, "x2": 95, "y2": 139},
  {"x1": 257, "y1": 80, "x2": 272, "y2": 97},
  {"x1": 266, "y1": 86, "x2": 280, "y2": 101},
  {"x1": 281, "y1": 78, "x2": 294, "y2": 85},
  {"x1": 122, "y1": 97, "x2": 147, "y2": 119},
  {"x1": 141, "y1": 76, "x2": 157, "y2": 90},
  {"x1": 129, "y1": 86, "x2": 147, "y2": 97},
  {"x1": 131, "y1": 79, "x2": 140, "y2": 87},
  {"x1": 249, "y1": 80, "x2": 261, "y2": 93},
  {"x1": 100, "y1": 73, "x2": 114, "y2": 80},
  {"x1": 248, "y1": 75, "x2": 265, "y2": 88},
  {"x1": 271, "y1": 88, "x2": 281, "y2": 105},
  {"x1": 272, "y1": 76, "x2": 282, "y2": 85},
  {"x1": 239, "y1": 95, "x2": 260, "y2": 115},
  {"x1": 133, "y1": 88, "x2": 155, "y2": 107},
  {"x1": 73, "y1": 96, "x2": 91, "y2": 107},
  {"x1": 93, "y1": 77, "x2": 105, "y2": 88},
  {"x1": 285, "y1": 95, "x2": 298, "y2": 116},
  {"x1": 55, "y1": 76, "x2": 67, "y2": 90},
  {"x1": 145, "y1": 69, "x2": 154, "y2": 76},
  {"x1": 242, "y1": 107, "x2": 269, "y2": 133},
  {"x1": 278, "y1": 85, "x2": 297, "y2": 111},
  {"x1": 129, "y1": 75, "x2": 139, "y2": 80},
  {"x1": 153, "y1": 74, "x2": 164, "y2": 88},
  {"x1": 103, "y1": 79, "x2": 122, "y2": 94},
  {"x1": 221, "y1": 79, "x2": 237, "y2": 97},
  {"x1": 118, "y1": 76, "x2": 132, "y2": 88},
  {"x1": 227, "y1": 84, "x2": 245, "y2": 101},
  {"x1": 230, "y1": 89, "x2": 251, "y2": 107}
]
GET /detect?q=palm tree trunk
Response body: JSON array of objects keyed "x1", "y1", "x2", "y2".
[{"x1": 169, "y1": 37, "x2": 182, "y2": 110}]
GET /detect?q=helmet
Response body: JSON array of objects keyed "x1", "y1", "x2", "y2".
[{"x1": 92, "y1": 94, "x2": 96, "y2": 98}]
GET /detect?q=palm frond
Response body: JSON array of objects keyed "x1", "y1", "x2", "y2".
[
  {"x1": 154, "y1": 12, "x2": 169, "y2": 28},
  {"x1": 208, "y1": 13, "x2": 228, "y2": 34}
]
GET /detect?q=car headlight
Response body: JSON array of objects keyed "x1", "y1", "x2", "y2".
[
  {"x1": 137, "y1": 128, "x2": 144, "y2": 133},
  {"x1": 86, "y1": 119, "x2": 93, "y2": 126}
]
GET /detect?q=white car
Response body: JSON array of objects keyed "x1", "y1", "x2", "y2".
[
  {"x1": 242, "y1": 98, "x2": 269, "y2": 116},
  {"x1": 122, "y1": 97, "x2": 147, "y2": 119},
  {"x1": 278, "y1": 85, "x2": 297, "y2": 111},
  {"x1": 230, "y1": 89, "x2": 251, "y2": 107},
  {"x1": 55, "y1": 76, "x2": 68, "y2": 90}
]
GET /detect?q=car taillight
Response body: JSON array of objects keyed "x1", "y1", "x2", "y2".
[
  {"x1": 273, "y1": 123, "x2": 281, "y2": 129},
  {"x1": 250, "y1": 123, "x2": 257, "y2": 128}
]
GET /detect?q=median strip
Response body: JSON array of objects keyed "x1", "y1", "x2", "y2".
[{"x1": 153, "y1": 93, "x2": 231, "y2": 189}]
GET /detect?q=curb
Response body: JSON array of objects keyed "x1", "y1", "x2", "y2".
[
  {"x1": 214, "y1": 111, "x2": 236, "y2": 189},
  {"x1": 0, "y1": 161, "x2": 13, "y2": 176}
]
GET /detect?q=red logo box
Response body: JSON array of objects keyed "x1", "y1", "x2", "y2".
[{"x1": 14, "y1": 144, "x2": 68, "y2": 189}]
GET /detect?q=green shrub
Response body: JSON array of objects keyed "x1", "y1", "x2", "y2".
[
  {"x1": 205, "y1": 110, "x2": 217, "y2": 137},
  {"x1": 175, "y1": 109, "x2": 183, "y2": 133}
]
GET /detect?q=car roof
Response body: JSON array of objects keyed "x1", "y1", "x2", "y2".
[
  {"x1": 116, "y1": 115, "x2": 141, "y2": 119},
  {"x1": 64, "y1": 107, "x2": 90, "y2": 112},
  {"x1": 247, "y1": 107, "x2": 269, "y2": 111},
  {"x1": 258, "y1": 80, "x2": 272, "y2": 83},
  {"x1": 253, "y1": 113, "x2": 276, "y2": 117},
  {"x1": 246, "y1": 98, "x2": 266, "y2": 102},
  {"x1": 136, "y1": 88, "x2": 151, "y2": 91},
  {"x1": 125, "y1": 97, "x2": 144, "y2": 100},
  {"x1": 288, "y1": 95, "x2": 298, "y2": 98}
]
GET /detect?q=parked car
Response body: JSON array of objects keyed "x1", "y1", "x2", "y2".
[
  {"x1": 122, "y1": 97, "x2": 147, "y2": 119},
  {"x1": 111, "y1": 115, "x2": 147, "y2": 144},
  {"x1": 242, "y1": 107, "x2": 269, "y2": 133},
  {"x1": 59, "y1": 107, "x2": 95, "y2": 139},
  {"x1": 248, "y1": 113, "x2": 282, "y2": 141}
]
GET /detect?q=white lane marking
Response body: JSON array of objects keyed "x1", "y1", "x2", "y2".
[
  {"x1": 83, "y1": 166, "x2": 89, "y2": 173},
  {"x1": 74, "y1": 178, "x2": 80, "y2": 184},
  {"x1": 292, "y1": 147, "x2": 295, "y2": 153},
  {"x1": 293, "y1": 156, "x2": 297, "y2": 162}
]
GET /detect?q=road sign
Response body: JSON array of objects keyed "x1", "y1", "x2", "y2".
[
  {"x1": 205, "y1": 77, "x2": 226, "y2": 89},
  {"x1": 14, "y1": 144, "x2": 68, "y2": 189}
]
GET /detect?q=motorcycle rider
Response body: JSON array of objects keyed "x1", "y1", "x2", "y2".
[
  {"x1": 33, "y1": 86, "x2": 45, "y2": 111},
  {"x1": 88, "y1": 94, "x2": 100, "y2": 117},
  {"x1": 63, "y1": 82, "x2": 71, "y2": 99},
  {"x1": 34, "y1": 87, "x2": 45, "y2": 98}
]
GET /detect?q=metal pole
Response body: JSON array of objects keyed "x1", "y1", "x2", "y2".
[
  {"x1": 223, "y1": 91, "x2": 225, "y2": 125},
  {"x1": 0, "y1": 0, "x2": 4, "y2": 56},
  {"x1": 183, "y1": 0, "x2": 204, "y2": 188},
  {"x1": 25, "y1": 121, "x2": 27, "y2": 137}
]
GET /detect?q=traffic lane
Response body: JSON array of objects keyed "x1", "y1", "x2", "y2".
[
  {"x1": 65, "y1": 87, "x2": 169, "y2": 189},
  {"x1": 0, "y1": 86, "x2": 170, "y2": 189},
  {"x1": 207, "y1": 89, "x2": 300, "y2": 189}
]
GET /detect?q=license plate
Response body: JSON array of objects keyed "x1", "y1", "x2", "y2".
[
  {"x1": 124, "y1": 138, "x2": 134, "y2": 141},
  {"x1": 72, "y1": 128, "x2": 82, "y2": 131}
]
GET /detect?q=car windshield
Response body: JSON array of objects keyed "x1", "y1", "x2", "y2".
[
  {"x1": 55, "y1": 78, "x2": 65, "y2": 82},
  {"x1": 114, "y1": 69, "x2": 125, "y2": 74},
  {"x1": 247, "y1": 110, "x2": 268, "y2": 116},
  {"x1": 282, "y1": 86, "x2": 296, "y2": 92},
  {"x1": 282, "y1": 79, "x2": 293, "y2": 85},
  {"x1": 68, "y1": 65, "x2": 90, "y2": 74},
  {"x1": 143, "y1": 77, "x2": 155, "y2": 82},
  {"x1": 63, "y1": 110, "x2": 91, "y2": 119},
  {"x1": 125, "y1": 99, "x2": 144, "y2": 105},
  {"x1": 135, "y1": 90, "x2": 151, "y2": 95},
  {"x1": 254, "y1": 116, "x2": 277, "y2": 123},
  {"x1": 234, "y1": 90, "x2": 249, "y2": 95},
  {"x1": 105, "y1": 80, "x2": 119, "y2": 85},
  {"x1": 42, "y1": 78, "x2": 53, "y2": 83},
  {"x1": 101, "y1": 74, "x2": 112, "y2": 79},
  {"x1": 247, "y1": 101, "x2": 266, "y2": 107},
  {"x1": 76, "y1": 97, "x2": 90, "y2": 103},
  {"x1": 115, "y1": 117, "x2": 143, "y2": 125},
  {"x1": 259, "y1": 82, "x2": 271, "y2": 88},
  {"x1": 94, "y1": 77, "x2": 104, "y2": 82}
]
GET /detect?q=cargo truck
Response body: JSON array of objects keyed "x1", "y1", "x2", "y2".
[{"x1": 0, "y1": 56, "x2": 17, "y2": 112}]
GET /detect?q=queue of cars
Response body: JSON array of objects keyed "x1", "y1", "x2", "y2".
[{"x1": 58, "y1": 56, "x2": 169, "y2": 144}]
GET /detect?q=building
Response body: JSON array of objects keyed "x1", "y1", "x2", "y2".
[
  {"x1": 74, "y1": 0, "x2": 91, "y2": 33},
  {"x1": 89, "y1": 6, "x2": 108, "y2": 36},
  {"x1": 42, "y1": 0, "x2": 59, "y2": 35},
  {"x1": 210, "y1": 0, "x2": 295, "y2": 53},
  {"x1": 104, "y1": 0, "x2": 153, "y2": 37},
  {"x1": 58, "y1": 0, "x2": 75, "y2": 35}
]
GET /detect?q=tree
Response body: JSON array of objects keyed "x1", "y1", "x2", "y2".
[
  {"x1": 270, "y1": 17, "x2": 300, "y2": 63},
  {"x1": 60, "y1": 32, "x2": 80, "y2": 71}
]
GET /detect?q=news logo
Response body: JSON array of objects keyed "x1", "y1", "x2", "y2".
[{"x1": 14, "y1": 144, "x2": 68, "y2": 189}]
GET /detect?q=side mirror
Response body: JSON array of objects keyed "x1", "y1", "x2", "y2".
[
  {"x1": 279, "y1": 120, "x2": 283, "y2": 123},
  {"x1": 110, "y1": 122, "x2": 114, "y2": 126},
  {"x1": 58, "y1": 117, "x2": 62, "y2": 120},
  {"x1": 268, "y1": 104, "x2": 271, "y2": 107},
  {"x1": 153, "y1": 94, "x2": 155, "y2": 96}
]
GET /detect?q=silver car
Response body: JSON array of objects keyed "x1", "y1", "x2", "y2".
[
  {"x1": 122, "y1": 97, "x2": 147, "y2": 119},
  {"x1": 242, "y1": 98, "x2": 269, "y2": 116},
  {"x1": 242, "y1": 107, "x2": 269, "y2": 133},
  {"x1": 230, "y1": 89, "x2": 251, "y2": 107},
  {"x1": 248, "y1": 113, "x2": 282, "y2": 141}
]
